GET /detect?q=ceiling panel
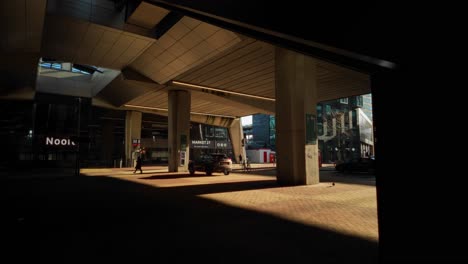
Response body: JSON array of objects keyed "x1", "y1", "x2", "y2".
[
  {"x1": 74, "y1": 24, "x2": 105, "y2": 63},
  {"x1": 98, "y1": 34, "x2": 135, "y2": 67},
  {"x1": 113, "y1": 36, "x2": 153, "y2": 69},
  {"x1": 126, "y1": 1, "x2": 169, "y2": 29},
  {"x1": 0, "y1": 0, "x2": 46, "y2": 94},
  {"x1": 1, "y1": 0, "x2": 47, "y2": 53},
  {"x1": 41, "y1": 15, "x2": 154, "y2": 69},
  {"x1": 129, "y1": 19, "x2": 241, "y2": 84},
  {"x1": 89, "y1": 30, "x2": 121, "y2": 66}
]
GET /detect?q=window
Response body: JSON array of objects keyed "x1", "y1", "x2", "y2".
[
  {"x1": 340, "y1": 98, "x2": 348, "y2": 104},
  {"x1": 325, "y1": 105, "x2": 332, "y2": 115},
  {"x1": 215, "y1": 127, "x2": 226, "y2": 138},
  {"x1": 205, "y1": 126, "x2": 215, "y2": 137},
  {"x1": 51, "y1": 63, "x2": 62, "y2": 70}
]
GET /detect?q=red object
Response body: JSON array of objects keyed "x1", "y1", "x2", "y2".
[
  {"x1": 263, "y1": 152, "x2": 267, "y2": 163},
  {"x1": 269, "y1": 153, "x2": 275, "y2": 163}
]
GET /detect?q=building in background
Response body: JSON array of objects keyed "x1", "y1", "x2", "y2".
[
  {"x1": 317, "y1": 94, "x2": 373, "y2": 163},
  {"x1": 189, "y1": 123, "x2": 233, "y2": 161},
  {"x1": 248, "y1": 114, "x2": 276, "y2": 150},
  {"x1": 243, "y1": 94, "x2": 373, "y2": 163},
  {"x1": 0, "y1": 94, "x2": 237, "y2": 171}
]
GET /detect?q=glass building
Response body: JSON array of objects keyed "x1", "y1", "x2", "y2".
[
  {"x1": 317, "y1": 94, "x2": 374, "y2": 163},
  {"x1": 0, "y1": 93, "x2": 235, "y2": 175},
  {"x1": 246, "y1": 94, "x2": 373, "y2": 163},
  {"x1": 249, "y1": 114, "x2": 276, "y2": 150},
  {"x1": 189, "y1": 124, "x2": 233, "y2": 161}
]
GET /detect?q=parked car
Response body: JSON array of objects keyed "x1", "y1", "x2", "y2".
[
  {"x1": 335, "y1": 157, "x2": 375, "y2": 174},
  {"x1": 189, "y1": 153, "x2": 233, "y2": 176}
]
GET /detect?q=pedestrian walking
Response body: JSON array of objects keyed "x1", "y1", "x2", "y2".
[{"x1": 134, "y1": 156, "x2": 143, "y2": 174}]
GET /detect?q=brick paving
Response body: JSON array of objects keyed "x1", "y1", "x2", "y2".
[
  {"x1": 106, "y1": 165, "x2": 378, "y2": 242},
  {"x1": 2, "y1": 164, "x2": 379, "y2": 263}
]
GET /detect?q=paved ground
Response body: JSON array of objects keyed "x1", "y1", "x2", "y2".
[{"x1": 1, "y1": 164, "x2": 378, "y2": 263}]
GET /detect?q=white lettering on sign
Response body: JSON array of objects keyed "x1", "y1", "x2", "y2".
[
  {"x1": 45, "y1": 137, "x2": 76, "y2": 146},
  {"x1": 192, "y1": 140, "x2": 211, "y2": 145}
]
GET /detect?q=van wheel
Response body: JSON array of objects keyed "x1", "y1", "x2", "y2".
[
  {"x1": 223, "y1": 169, "x2": 230, "y2": 175},
  {"x1": 189, "y1": 169, "x2": 195, "y2": 175},
  {"x1": 206, "y1": 170, "x2": 212, "y2": 176}
]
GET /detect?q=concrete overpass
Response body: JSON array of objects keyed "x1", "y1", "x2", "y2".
[
  {"x1": 0, "y1": 0, "x2": 373, "y2": 182},
  {"x1": 2, "y1": 1, "x2": 458, "y2": 262}
]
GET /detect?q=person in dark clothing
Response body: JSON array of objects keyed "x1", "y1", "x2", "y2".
[
  {"x1": 134, "y1": 156, "x2": 143, "y2": 174},
  {"x1": 239, "y1": 154, "x2": 243, "y2": 164}
]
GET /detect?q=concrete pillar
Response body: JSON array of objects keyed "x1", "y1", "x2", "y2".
[
  {"x1": 275, "y1": 47, "x2": 319, "y2": 185},
  {"x1": 125, "y1": 110, "x2": 142, "y2": 167},
  {"x1": 168, "y1": 89, "x2": 191, "y2": 172},
  {"x1": 228, "y1": 118, "x2": 246, "y2": 163}
]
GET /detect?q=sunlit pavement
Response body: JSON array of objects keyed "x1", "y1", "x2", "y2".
[
  {"x1": 84, "y1": 165, "x2": 378, "y2": 242},
  {"x1": 2, "y1": 164, "x2": 378, "y2": 263}
]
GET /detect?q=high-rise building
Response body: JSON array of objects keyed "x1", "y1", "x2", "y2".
[
  {"x1": 317, "y1": 94, "x2": 373, "y2": 163},
  {"x1": 246, "y1": 94, "x2": 373, "y2": 163},
  {"x1": 248, "y1": 114, "x2": 276, "y2": 150}
]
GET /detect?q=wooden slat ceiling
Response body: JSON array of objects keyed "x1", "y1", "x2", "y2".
[
  {"x1": 125, "y1": 36, "x2": 370, "y2": 118},
  {"x1": 3, "y1": 0, "x2": 370, "y2": 118},
  {"x1": 316, "y1": 60, "x2": 370, "y2": 102},
  {"x1": 176, "y1": 38, "x2": 275, "y2": 98},
  {"x1": 175, "y1": 37, "x2": 370, "y2": 102},
  {"x1": 126, "y1": 87, "x2": 271, "y2": 118}
]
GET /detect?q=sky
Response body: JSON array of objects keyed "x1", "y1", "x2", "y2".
[{"x1": 241, "y1": 115, "x2": 252, "y2": 126}]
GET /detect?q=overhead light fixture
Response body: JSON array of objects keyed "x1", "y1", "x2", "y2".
[
  {"x1": 124, "y1": 104, "x2": 168, "y2": 111},
  {"x1": 171, "y1": 80, "x2": 276, "y2": 101},
  {"x1": 124, "y1": 104, "x2": 236, "y2": 118}
]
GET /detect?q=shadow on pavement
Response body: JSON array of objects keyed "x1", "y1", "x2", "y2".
[
  {"x1": 139, "y1": 172, "x2": 215, "y2": 180},
  {"x1": 320, "y1": 170, "x2": 376, "y2": 187},
  {"x1": 2, "y1": 174, "x2": 378, "y2": 263}
]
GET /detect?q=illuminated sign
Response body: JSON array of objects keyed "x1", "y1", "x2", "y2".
[
  {"x1": 45, "y1": 137, "x2": 76, "y2": 146},
  {"x1": 191, "y1": 140, "x2": 213, "y2": 148}
]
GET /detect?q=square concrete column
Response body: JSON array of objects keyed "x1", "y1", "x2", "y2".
[
  {"x1": 125, "y1": 110, "x2": 142, "y2": 167},
  {"x1": 228, "y1": 118, "x2": 246, "y2": 163},
  {"x1": 275, "y1": 47, "x2": 320, "y2": 185},
  {"x1": 168, "y1": 89, "x2": 191, "y2": 172}
]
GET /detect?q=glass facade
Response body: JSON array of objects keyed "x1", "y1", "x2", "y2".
[
  {"x1": 246, "y1": 94, "x2": 374, "y2": 163},
  {"x1": 269, "y1": 115, "x2": 276, "y2": 149},
  {"x1": 0, "y1": 100, "x2": 34, "y2": 171},
  {"x1": 1, "y1": 94, "x2": 236, "y2": 174},
  {"x1": 252, "y1": 114, "x2": 270, "y2": 148},
  {"x1": 140, "y1": 113, "x2": 169, "y2": 164},
  {"x1": 29, "y1": 93, "x2": 126, "y2": 170},
  {"x1": 317, "y1": 94, "x2": 373, "y2": 163},
  {"x1": 189, "y1": 123, "x2": 233, "y2": 161}
]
